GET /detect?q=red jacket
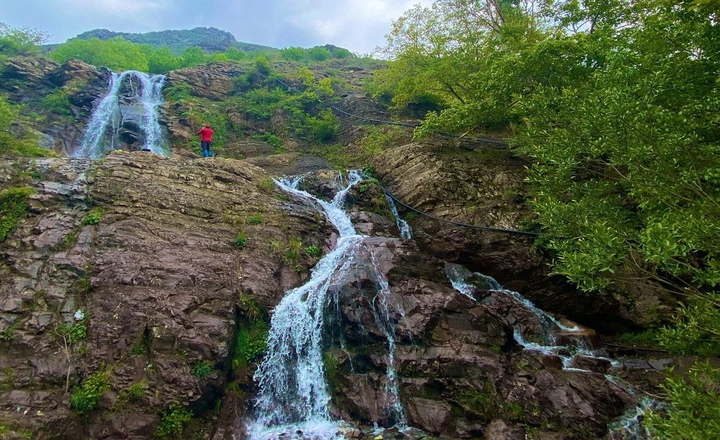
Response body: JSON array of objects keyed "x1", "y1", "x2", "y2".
[{"x1": 197, "y1": 127, "x2": 214, "y2": 142}]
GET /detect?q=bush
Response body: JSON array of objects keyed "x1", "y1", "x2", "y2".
[
  {"x1": 232, "y1": 319, "x2": 269, "y2": 368},
  {"x1": 304, "y1": 245, "x2": 322, "y2": 258},
  {"x1": 646, "y1": 362, "x2": 720, "y2": 439},
  {"x1": 233, "y1": 231, "x2": 248, "y2": 249},
  {"x1": 247, "y1": 213, "x2": 263, "y2": 225},
  {"x1": 70, "y1": 371, "x2": 109, "y2": 414},
  {"x1": 0, "y1": 186, "x2": 34, "y2": 243},
  {"x1": 82, "y1": 207, "x2": 103, "y2": 225},
  {"x1": 156, "y1": 404, "x2": 192, "y2": 438},
  {"x1": 41, "y1": 89, "x2": 73, "y2": 117},
  {"x1": 191, "y1": 361, "x2": 213, "y2": 379}
]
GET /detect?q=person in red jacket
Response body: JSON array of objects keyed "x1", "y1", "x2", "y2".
[{"x1": 197, "y1": 124, "x2": 215, "y2": 157}]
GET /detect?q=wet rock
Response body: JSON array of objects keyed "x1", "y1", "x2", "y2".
[
  {"x1": 370, "y1": 142, "x2": 673, "y2": 332},
  {"x1": 484, "y1": 419, "x2": 525, "y2": 440}
]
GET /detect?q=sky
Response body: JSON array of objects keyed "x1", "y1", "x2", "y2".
[{"x1": 0, "y1": 0, "x2": 420, "y2": 55}]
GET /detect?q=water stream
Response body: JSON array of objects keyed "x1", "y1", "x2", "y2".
[
  {"x1": 444, "y1": 263, "x2": 652, "y2": 438},
  {"x1": 73, "y1": 70, "x2": 169, "y2": 159},
  {"x1": 248, "y1": 171, "x2": 406, "y2": 439},
  {"x1": 384, "y1": 194, "x2": 412, "y2": 240}
]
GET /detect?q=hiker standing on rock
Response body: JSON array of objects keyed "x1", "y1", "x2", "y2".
[{"x1": 197, "y1": 124, "x2": 215, "y2": 158}]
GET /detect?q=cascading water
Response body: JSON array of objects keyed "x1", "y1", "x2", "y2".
[
  {"x1": 248, "y1": 171, "x2": 406, "y2": 439},
  {"x1": 384, "y1": 194, "x2": 412, "y2": 239},
  {"x1": 444, "y1": 263, "x2": 655, "y2": 438},
  {"x1": 445, "y1": 264, "x2": 618, "y2": 368},
  {"x1": 73, "y1": 70, "x2": 169, "y2": 159}
]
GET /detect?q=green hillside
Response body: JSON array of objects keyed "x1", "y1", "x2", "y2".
[{"x1": 61, "y1": 27, "x2": 276, "y2": 54}]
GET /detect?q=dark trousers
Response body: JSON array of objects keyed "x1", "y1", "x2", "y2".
[{"x1": 200, "y1": 141, "x2": 212, "y2": 157}]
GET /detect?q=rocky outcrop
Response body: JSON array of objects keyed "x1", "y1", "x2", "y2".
[
  {"x1": 369, "y1": 142, "x2": 673, "y2": 332},
  {"x1": 0, "y1": 152, "x2": 327, "y2": 439},
  {"x1": 0, "y1": 57, "x2": 109, "y2": 156}
]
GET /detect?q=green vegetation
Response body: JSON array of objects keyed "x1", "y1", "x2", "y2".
[
  {"x1": 304, "y1": 245, "x2": 322, "y2": 259},
  {"x1": 458, "y1": 383, "x2": 496, "y2": 419},
  {"x1": 257, "y1": 177, "x2": 275, "y2": 193},
  {"x1": 380, "y1": 0, "x2": 720, "y2": 434},
  {"x1": 118, "y1": 380, "x2": 148, "y2": 403},
  {"x1": 191, "y1": 361, "x2": 213, "y2": 379},
  {"x1": 646, "y1": 363, "x2": 720, "y2": 439},
  {"x1": 233, "y1": 319, "x2": 269, "y2": 368},
  {"x1": 0, "y1": 186, "x2": 34, "y2": 243},
  {"x1": 233, "y1": 231, "x2": 248, "y2": 249},
  {"x1": 50, "y1": 37, "x2": 150, "y2": 72},
  {"x1": 247, "y1": 213, "x2": 263, "y2": 225},
  {"x1": 283, "y1": 237, "x2": 303, "y2": 265},
  {"x1": 359, "y1": 125, "x2": 409, "y2": 157},
  {"x1": 82, "y1": 207, "x2": 103, "y2": 225},
  {"x1": 322, "y1": 351, "x2": 339, "y2": 391},
  {"x1": 40, "y1": 90, "x2": 73, "y2": 117},
  {"x1": 60, "y1": 320, "x2": 88, "y2": 344},
  {"x1": 0, "y1": 22, "x2": 47, "y2": 58},
  {"x1": 0, "y1": 321, "x2": 20, "y2": 342},
  {"x1": 233, "y1": 296, "x2": 270, "y2": 369},
  {"x1": 70, "y1": 371, "x2": 109, "y2": 414},
  {"x1": 280, "y1": 45, "x2": 349, "y2": 63},
  {"x1": 0, "y1": 96, "x2": 50, "y2": 157},
  {"x1": 156, "y1": 403, "x2": 192, "y2": 438}
]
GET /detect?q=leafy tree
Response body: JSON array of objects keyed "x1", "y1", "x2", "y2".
[
  {"x1": 307, "y1": 46, "x2": 331, "y2": 61},
  {"x1": 179, "y1": 46, "x2": 208, "y2": 68},
  {"x1": 381, "y1": 0, "x2": 720, "y2": 435},
  {"x1": 0, "y1": 22, "x2": 48, "y2": 57},
  {"x1": 142, "y1": 45, "x2": 181, "y2": 74},
  {"x1": 225, "y1": 47, "x2": 247, "y2": 61},
  {"x1": 50, "y1": 37, "x2": 149, "y2": 72},
  {"x1": 280, "y1": 47, "x2": 307, "y2": 61}
]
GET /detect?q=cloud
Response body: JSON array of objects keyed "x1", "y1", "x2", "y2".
[
  {"x1": 57, "y1": 0, "x2": 171, "y2": 16},
  {"x1": 0, "y1": 0, "x2": 418, "y2": 53}
]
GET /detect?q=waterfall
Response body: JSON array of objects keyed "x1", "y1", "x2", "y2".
[
  {"x1": 445, "y1": 263, "x2": 655, "y2": 438},
  {"x1": 248, "y1": 171, "x2": 406, "y2": 439},
  {"x1": 73, "y1": 71, "x2": 169, "y2": 159},
  {"x1": 384, "y1": 194, "x2": 412, "y2": 239}
]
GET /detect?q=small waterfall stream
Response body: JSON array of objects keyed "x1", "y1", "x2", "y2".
[
  {"x1": 248, "y1": 171, "x2": 406, "y2": 439},
  {"x1": 384, "y1": 194, "x2": 411, "y2": 240},
  {"x1": 444, "y1": 263, "x2": 653, "y2": 438},
  {"x1": 73, "y1": 70, "x2": 169, "y2": 159}
]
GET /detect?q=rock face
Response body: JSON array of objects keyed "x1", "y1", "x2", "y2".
[
  {"x1": 0, "y1": 154, "x2": 647, "y2": 439},
  {"x1": 0, "y1": 57, "x2": 110, "y2": 156},
  {"x1": 0, "y1": 152, "x2": 326, "y2": 439},
  {"x1": 369, "y1": 142, "x2": 673, "y2": 332}
]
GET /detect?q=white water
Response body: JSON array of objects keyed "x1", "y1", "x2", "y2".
[
  {"x1": 443, "y1": 264, "x2": 621, "y2": 369},
  {"x1": 384, "y1": 194, "x2": 412, "y2": 239},
  {"x1": 445, "y1": 263, "x2": 654, "y2": 438},
  {"x1": 73, "y1": 71, "x2": 168, "y2": 159},
  {"x1": 248, "y1": 171, "x2": 406, "y2": 439}
]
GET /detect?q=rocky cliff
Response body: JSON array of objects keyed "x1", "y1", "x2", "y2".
[{"x1": 0, "y1": 56, "x2": 672, "y2": 439}]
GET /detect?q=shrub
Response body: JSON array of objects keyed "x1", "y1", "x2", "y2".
[
  {"x1": 258, "y1": 177, "x2": 274, "y2": 192},
  {"x1": 60, "y1": 321, "x2": 87, "y2": 343},
  {"x1": 247, "y1": 213, "x2": 263, "y2": 225},
  {"x1": 0, "y1": 186, "x2": 34, "y2": 243},
  {"x1": 82, "y1": 207, "x2": 103, "y2": 225},
  {"x1": 156, "y1": 403, "x2": 192, "y2": 438},
  {"x1": 191, "y1": 361, "x2": 213, "y2": 379},
  {"x1": 304, "y1": 245, "x2": 322, "y2": 259},
  {"x1": 232, "y1": 319, "x2": 269, "y2": 369},
  {"x1": 233, "y1": 231, "x2": 248, "y2": 249},
  {"x1": 119, "y1": 380, "x2": 148, "y2": 402},
  {"x1": 41, "y1": 89, "x2": 73, "y2": 117},
  {"x1": 70, "y1": 371, "x2": 109, "y2": 414},
  {"x1": 646, "y1": 362, "x2": 720, "y2": 439}
]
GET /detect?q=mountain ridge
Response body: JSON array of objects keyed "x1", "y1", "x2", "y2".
[{"x1": 60, "y1": 26, "x2": 277, "y2": 54}]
